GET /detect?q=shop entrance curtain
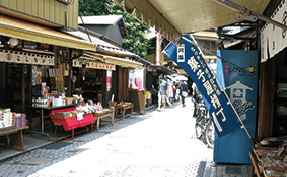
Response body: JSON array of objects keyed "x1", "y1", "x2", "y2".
[{"x1": 163, "y1": 35, "x2": 241, "y2": 138}]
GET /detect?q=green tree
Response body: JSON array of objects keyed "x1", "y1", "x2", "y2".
[
  {"x1": 79, "y1": 0, "x2": 152, "y2": 58},
  {"x1": 78, "y1": 0, "x2": 112, "y2": 16}
]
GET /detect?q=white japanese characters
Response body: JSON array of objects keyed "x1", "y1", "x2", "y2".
[{"x1": 187, "y1": 46, "x2": 226, "y2": 133}]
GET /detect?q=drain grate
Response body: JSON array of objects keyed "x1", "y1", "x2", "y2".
[
  {"x1": 16, "y1": 157, "x2": 52, "y2": 165},
  {"x1": 225, "y1": 166, "x2": 242, "y2": 174},
  {"x1": 41, "y1": 141, "x2": 72, "y2": 149}
]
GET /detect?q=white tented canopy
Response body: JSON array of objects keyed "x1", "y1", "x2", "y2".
[{"x1": 114, "y1": 0, "x2": 270, "y2": 44}]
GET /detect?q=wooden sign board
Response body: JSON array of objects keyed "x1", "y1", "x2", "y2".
[{"x1": 0, "y1": 50, "x2": 54, "y2": 66}]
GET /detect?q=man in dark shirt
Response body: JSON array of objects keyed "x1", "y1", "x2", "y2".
[{"x1": 72, "y1": 68, "x2": 83, "y2": 94}]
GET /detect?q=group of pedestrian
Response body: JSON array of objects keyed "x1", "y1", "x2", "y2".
[{"x1": 157, "y1": 75, "x2": 189, "y2": 111}]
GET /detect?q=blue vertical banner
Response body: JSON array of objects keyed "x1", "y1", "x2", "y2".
[
  {"x1": 214, "y1": 50, "x2": 258, "y2": 164},
  {"x1": 216, "y1": 50, "x2": 258, "y2": 139},
  {"x1": 164, "y1": 35, "x2": 241, "y2": 138}
]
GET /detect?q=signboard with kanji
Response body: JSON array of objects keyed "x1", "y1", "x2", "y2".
[{"x1": 164, "y1": 35, "x2": 241, "y2": 138}]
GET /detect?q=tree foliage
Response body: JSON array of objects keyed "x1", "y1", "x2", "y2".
[
  {"x1": 78, "y1": 0, "x2": 152, "y2": 58},
  {"x1": 78, "y1": 0, "x2": 112, "y2": 16}
]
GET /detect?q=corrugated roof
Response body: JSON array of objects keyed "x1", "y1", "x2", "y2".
[{"x1": 78, "y1": 15, "x2": 123, "y2": 25}]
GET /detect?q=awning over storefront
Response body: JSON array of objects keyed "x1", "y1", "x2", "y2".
[
  {"x1": 103, "y1": 55, "x2": 143, "y2": 69},
  {"x1": 149, "y1": 65, "x2": 176, "y2": 75},
  {"x1": 0, "y1": 15, "x2": 96, "y2": 51},
  {"x1": 114, "y1": 0, "x2": 270, "y2": 44},
  {"x1": 69, "y1": 29, "x2": 151, "y2": 68}
]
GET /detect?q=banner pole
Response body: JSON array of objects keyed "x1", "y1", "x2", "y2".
[
  {"x1": 213, "y1": 0, "x2": 287, "y2": 31},
  {"x1": 183, "y1": 35, "x2": 254, "y2": 144}
]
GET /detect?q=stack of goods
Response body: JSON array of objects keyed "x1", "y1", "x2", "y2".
[
  {"x1": 0, "y1": 109, "x2": 26, "y2": 129},
  {"x1": 15, "y1": 114, "x2": 26, "y2": 128},
  {"x1": 264, "y1": 167, "x2": 287, "y2": 176},
  {"x1": 0, "y1": 109, "x2": 13, "y2": 128},
  {"x1": 51, "y1": 103, "x2": 104, "y2": 120},
  {"x1": 259, "y1": 157, "x2": 287, "y2": 168},
  {"x1": 49, "y1": 68, "x2": 64, "y2": 92},
  {"x1": 255, "y1": 137, "x2": 287, "y2": 175},
  {"x1": 255, "y1": 148, "x2": 287, "y2": 174},
  {"x1": 76, "y1": 103, "x2": 101, "y2": 114}
]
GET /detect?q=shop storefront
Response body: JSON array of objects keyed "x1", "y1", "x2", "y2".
[
  {"x1": 0, "y1": 12, "x2": 96, "y2": 145},
  {"x1": 72, "y1": 55, "x2": 116, "y2": 105}
]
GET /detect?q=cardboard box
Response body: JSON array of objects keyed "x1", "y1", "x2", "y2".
[{"x1": 64, "y1": 97, "x2": 74, "y2": 105}]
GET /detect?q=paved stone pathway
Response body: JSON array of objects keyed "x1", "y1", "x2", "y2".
[{"x1": 0, "y1": 97, "x2": 214, "y2": 177}]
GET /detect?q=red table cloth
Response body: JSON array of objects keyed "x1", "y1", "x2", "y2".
[{"x1": 50, "y1": 107, "x2": 96, "y2": 131}]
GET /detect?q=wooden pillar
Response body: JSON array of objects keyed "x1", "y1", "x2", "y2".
[
  {"x1": 257, "y1": 58, "x2": 276, "y2": 139},
  {"x1": 102, "y1": 70, "x2": 107, "y2": 107},
  {"x1": 28, "y1": 65, "x2": 32, "y2": 105},
  {"x1": 116, "y1": 66, "x2": 121, "y2": 103},
  {"x1": 53, "y1": 46, "x2": 59, "y2": 68},
  {"x1": 67, "y1": 49, "x2": 72, "y2": 97},
  {"x1": 125, "y1": 68, "x2": 129, "y2": 102},
  {"x1": 21, "y1": 64, "x2": 25, "y2": 113}
]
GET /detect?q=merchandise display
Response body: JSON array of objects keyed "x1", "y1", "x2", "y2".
[
  {"x1": 0, "y1": 108, "x2": 26, "y2": 129},
  {"x1": 32, "y1": 94, "x2": 84, "y2": 107},
  {"x1": 251, "y1": 137, "x2": 287, "y2": 176},
  {"x1": 259, "y1": 157, "x2": 287, "y2": 168},
  {"x1": 264, "y1": 168, "x2": 287, "y2": 177},
  {"x1": 50, "y1": 102, "x2": 104, "y2": 119}
]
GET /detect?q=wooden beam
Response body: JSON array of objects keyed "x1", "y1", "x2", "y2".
[{"x1": 258, "y1": 58, "x2": 276, "y2": 139}]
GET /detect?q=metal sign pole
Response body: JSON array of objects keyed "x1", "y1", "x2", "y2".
[
  {"x1": 213, "y1": 0, "x2": 287, "y2": 31},
  {"x1": 183, "y1": 35, "x2": 255, "y2": 143}
]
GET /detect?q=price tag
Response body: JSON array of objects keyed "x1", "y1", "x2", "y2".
[
  {"x1": 278, "y1": 146, "x2": 285, "y2": 156},
  {"x1": 77, "y1": 112, "x2": 83, "y2": 121}
]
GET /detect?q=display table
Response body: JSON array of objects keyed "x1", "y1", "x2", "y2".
[
  {"x1": 0, "y1": 126, "x2": 29, "y2": 151},
  {"x1": 27, "y1": 104, "x2": 76, "y2": 137},
  {"x1": 115, "y1": 104, "x2": 134, "y2": 119},
  {"x1": 50, "y1": 107, "x2": 96, "y2": 140},
  {"x1": 249, "y1": 146, "x2": 287, "y2": 177},
  {"x1": 93, "y1": 108, "x2": 115, "y2": 131}
]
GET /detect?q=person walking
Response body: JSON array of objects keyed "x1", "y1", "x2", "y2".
[
  {"x1": 180, "y1": 80, "x2": 188, "y2": 107},
  {"x1": 166, "y1": 78, "x2": 173, "y2": 108},
  {"x1": 157, "y1": 76, "x2": 168, "y2": 111},
  {"x1": 172, "y1": 81, "x2": 176, "y2": 102}
]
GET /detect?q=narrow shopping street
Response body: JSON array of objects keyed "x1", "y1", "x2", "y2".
[{"x1": 0, "y1": 97, "x2": 215, "y2": 177}]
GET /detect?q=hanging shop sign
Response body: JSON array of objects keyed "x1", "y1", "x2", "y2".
[
  {"x1": 0, "y1": 50, "x2": 54, "y2": 66},
  {"x1": 73, "y1": 58, "x2": 116, "y2": 71},
  {"x1": 261, "y1": 0, "x2": 287, "y2": 62},
  {"x1": 163, "y1": 35, "x2": 241, "y2": 138}
]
